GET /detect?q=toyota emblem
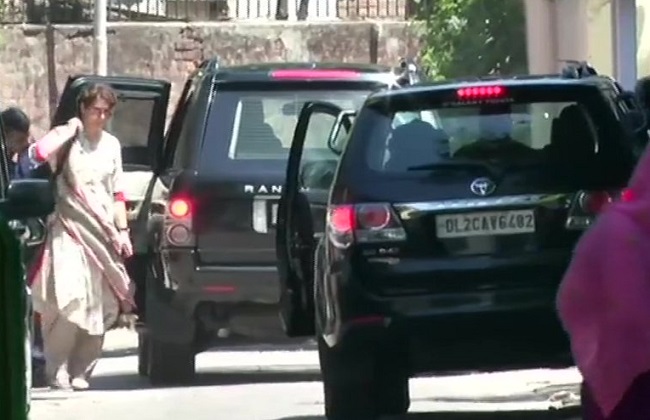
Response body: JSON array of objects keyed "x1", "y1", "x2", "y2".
[{"x1": 470, "y1": 177, "x2": 496, "y2": 196}]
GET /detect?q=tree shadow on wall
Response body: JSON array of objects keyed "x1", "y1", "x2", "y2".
[{"x1": 45, "y1": 24, "x2": 59, "y2": 122}]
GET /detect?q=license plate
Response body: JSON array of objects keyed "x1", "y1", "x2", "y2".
[{"x1": 435, "y1": 209, "x2": 535, "y2": 239}]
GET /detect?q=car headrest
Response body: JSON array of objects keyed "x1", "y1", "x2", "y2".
[
  {"x1": 386, "y1": 120, "x2": 448, "y2": 170},
  {"x1": 555, "y1": 105, "x2": 596, "y2": 157}
]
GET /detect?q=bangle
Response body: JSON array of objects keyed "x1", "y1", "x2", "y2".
[{"x1": 117, "y1": 227, "x2": 129, "y2": 232}]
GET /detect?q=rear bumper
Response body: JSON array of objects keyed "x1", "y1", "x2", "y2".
[
  {"x1": 329, "y1": 285, "x2": 564, "y2": 337},
  {"x1": 161, "y1": 248, "x2": 279, "y2": 305},
  {"x1": 333, "y1": 250, "x2": 569, "y2": 320},
  {"x1": 320, "y1": 251, "x2": 571, "y2": 371},
  {"x1": 329, "y1": 307, "x2": 571, "y2": 373}
]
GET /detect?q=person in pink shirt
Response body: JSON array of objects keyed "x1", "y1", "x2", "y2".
[{"x1": 557, "y1": 145, "x2": 650, "y2": 419}]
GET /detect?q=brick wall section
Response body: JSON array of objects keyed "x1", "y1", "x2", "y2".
[{"x1": 0, "y1": 21, "x2": 423, "y2": 135}]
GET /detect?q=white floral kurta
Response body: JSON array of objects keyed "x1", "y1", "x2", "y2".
[{"x1": 31, "y1": 131, "x2": 127, "y2": 335}]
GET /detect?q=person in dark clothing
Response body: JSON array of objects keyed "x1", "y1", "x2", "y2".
[
  {"x1": 1, "y1": 107, "x2": 34, "y2": 180},
  {"x1": 1, "y1": 107, "x2": 48, "y2": 386}
]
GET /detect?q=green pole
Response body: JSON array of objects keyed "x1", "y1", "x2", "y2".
[{"x1": 0, "y1": 215, "x2": 29, "y2": 420}]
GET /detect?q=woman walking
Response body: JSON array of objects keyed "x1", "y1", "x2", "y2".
[
  {"x1": 28, "y1": 84, "x2": 135, "y2": 391},
  {"x1": 557, "y1": 146, "x2": 650, "y2": 419}
]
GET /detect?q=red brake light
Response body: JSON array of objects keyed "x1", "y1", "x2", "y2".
[
  {"x1": 270, "y1": 69, "x2": 361, "y2": 80},
  {"x1": 567, "y1": 188, "x2": 631, "y2": 231},
  {"x1": 329, "y1": 205, "x2": 356, "y2": 232},
  {"x1": 580, "y1": 191, "x2": 612, "y2": 214},
  {"x1": 327, "y1": 203, "x2": 407, "y2": 249},
  {"x1": 169, "y1": 198, "x2": 191, "y2": 218},
  {"x1": 621, "y1": 188, "x2": 634, "y2": 202},
  {"x1": 457, "y1": 85, "x2": 506, "y2": 100}
]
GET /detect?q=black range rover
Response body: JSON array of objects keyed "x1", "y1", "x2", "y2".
[
  {"x1": 276, "y1": 65, "x2": 649, "y2": 418},
  {"x1": 127, "y1": 60, "x2": 420, "y2": 385}
]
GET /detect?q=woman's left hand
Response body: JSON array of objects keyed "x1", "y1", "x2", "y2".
[{"x1": 118, "y1": 230, "x2": 133, "y2": 258}]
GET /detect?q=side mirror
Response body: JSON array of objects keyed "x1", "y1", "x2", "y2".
[{"x1": 0, "y1": 179, "x2": 55, "y2": 220}]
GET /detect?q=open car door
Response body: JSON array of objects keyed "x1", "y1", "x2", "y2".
[
  {"x1": 52, "y1": 75, "x2": 171, "y2": 226},
  {"x1": 54, "y1": 75, "x2": 171, "y2": 171},
  {"x1": 276, "y1": 101, "x2": 353, "y2": 337}
]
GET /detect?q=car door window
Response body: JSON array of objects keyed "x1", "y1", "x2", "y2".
[
  {"x1": 170, "y1": 83, "x2": 199, "y2": 170},
  {"x1": 163, "y1": 77, "x2": 195, "y2": 169},
  {"x1": 53, "y1": 76, "x2": 171, "y2": 171},
  {"x1": 108, "y1": 95, "x2": 157, "y2": 148},
  {"x1": 299, "y1": 111, "x2": 347, "y2": 192}
]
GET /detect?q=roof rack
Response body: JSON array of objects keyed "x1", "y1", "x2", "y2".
[
  {"x1": 560, "y1": 60, "x2": 598, "y2": 79},
  {"x1": 393, "y1": 57, "x2": 423, "y2": 88}
]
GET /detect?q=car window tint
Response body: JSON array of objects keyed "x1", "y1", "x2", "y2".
[
  {"x1": 215, "y1": 90, "x2": 368, "y2": 161},
  {"x1": 104, "y1": 96, "x2": 161, "y2": 168},
  {"x1": 357, "y1": 88, "x2": 608, "y2": 173},
  {"x1": 107, "y1": 96, "x2": 156, "y2": 148}
]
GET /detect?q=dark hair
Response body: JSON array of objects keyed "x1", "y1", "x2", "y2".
[
  {"x1": 77, "y1": 83, "x2": 118, "y2": 112},
  {"x1": 1, "y1": 107, "x2": 30, "y2": 134},
  {"x1": 636, "y1": 76, "x2": 650, "y2": 109}
]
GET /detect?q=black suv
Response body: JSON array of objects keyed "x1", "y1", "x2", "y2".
[
  {"x1": 276, "y1": 65, "x2": 649, "y2": 419},
  {"x1": 45, "y1": 60, "x2": 422, "y2": 385}
]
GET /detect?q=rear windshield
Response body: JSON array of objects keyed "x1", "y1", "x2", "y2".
[
  {"x1": 356, "y1": 86, "x2": 622, "y2": 176},
  {"x1": 209, "y1": 88, "x2": 370, "y2": 161}
]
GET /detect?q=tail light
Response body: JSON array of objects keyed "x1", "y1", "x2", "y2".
[
  {"x1": 327, "y1": 203, "x2": 407, "y2": 249},
  {"x1": 565, "y1": 188, "x2": 632, "y2": 230},
  {"x1": 169, "y1": 198, "x2": 191, "y2": 218},
  {"x1": 270, "y1": 69, "x2": 361, "y2": 80},
  {"x1": 457, "y1": 85, "x2": 507, "y2": 100},
  {"x1": 164, "y1": 196, "x2": 195, "y2": 247}
]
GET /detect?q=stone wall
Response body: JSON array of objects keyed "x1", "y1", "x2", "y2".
[{"x1": 0, "y1": 21, "x2": 422, "y2": 135}]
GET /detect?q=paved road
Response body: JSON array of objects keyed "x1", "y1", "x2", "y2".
[{"x1": 30, "y1": 329, "x2": 583, "y2": 420}]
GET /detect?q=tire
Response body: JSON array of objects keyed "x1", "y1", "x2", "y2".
[
  {"x1": 147, "y1": 337, "x2": 195, "y2": 386},
  {"x1": 137, "y1": 333, "x2": 149, "y2": 377},
  {"x1": 319, "y1": 336, "x2": 375, "y2": 419},
  {"x1": 318, "y1": 336, "x2": 410, "y2": 419}
]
